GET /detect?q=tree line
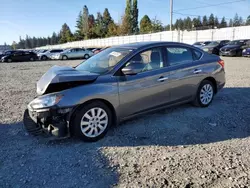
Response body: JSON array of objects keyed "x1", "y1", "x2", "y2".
[{"x1": 14, "y1": 0, "x2": 250, "y2": 49}]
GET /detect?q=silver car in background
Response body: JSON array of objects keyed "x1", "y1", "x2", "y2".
[
  {"x1": 52, "y1": 48, "x2": 94, "y2": 60},
  {"x1": 37, "y1": 49, "x2": 63, "y2": 60},
  {"x1": 24, "y1": 42, "x2": 225, "y2": 142}
]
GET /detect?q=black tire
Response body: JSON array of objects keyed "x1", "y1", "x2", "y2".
[
  {"x1": 30, "y1": 57, "x2": 34, "y2": 61},
  {"x1": 41, "y1": 55, "x2": 47, "y2": 60},
  {"x1": 62, "y1": 55, "x2": 68, "y2": 60},
  {"x1": 236, "y1": 50, "x2": 242, "y2": 57},
  {"x1": 71, "y1": 101, "x2": 112, "y2": 142},
  {"x1": 7, "y1": 58, "x2": 12, "y2": 63},
  {"x1": 192, "y1": 80, "x2": 215, "y2": 107},
  {"x1": 84, "y1": 54, "x2": 90, "y2": 59}
]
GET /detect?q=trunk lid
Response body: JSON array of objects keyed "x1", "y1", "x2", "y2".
[{"x1": 37, "y1": 65, "x2": 99, "y2": 95}]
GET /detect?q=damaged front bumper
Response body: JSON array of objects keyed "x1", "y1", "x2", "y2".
[{"x1": 23, "y1": 106, "x2": 73, "y2": 138}]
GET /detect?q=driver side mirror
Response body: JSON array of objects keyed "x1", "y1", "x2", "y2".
[{"x1": 122, "y1": 62, "x2": 145, "y2": 75}]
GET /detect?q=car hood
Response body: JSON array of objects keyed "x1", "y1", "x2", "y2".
[
  {"x1": 37, "y1": 65, "x2": 99, "y2": 95},
  {"x1": 221, "y1": 45, "x2": 241, "y2": 49}
]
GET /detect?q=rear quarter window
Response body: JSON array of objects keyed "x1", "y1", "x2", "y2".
[{"x1": 193, "y1": 49, "x2": 202, "y2": 60}]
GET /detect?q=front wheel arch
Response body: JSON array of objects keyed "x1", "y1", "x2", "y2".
[{"x1": 68, "y1": 99, "x2": 117, "y2": 135}]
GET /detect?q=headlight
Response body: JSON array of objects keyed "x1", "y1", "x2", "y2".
[
  {"x1": 243, "y1": 49, "x2": 246, "y2": 52},
  {"x1": 29, "y1": 94, "x2": 63, "y2": 109}
]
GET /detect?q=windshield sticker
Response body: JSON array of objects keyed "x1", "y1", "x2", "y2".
[{"x1": 110, "y1": 51, "x2": 121, "y2": 57}]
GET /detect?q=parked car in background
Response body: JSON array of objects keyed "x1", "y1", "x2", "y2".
[
  {"x1": 193, "y1": 41, "x2": 211, "y2": 48},
  {"x1": 93, "y1": 46, "x2": 110, "y2": 54},
  {"x1": 24, "y1": 41, "x2": 225, "y2": 142},
  {"x1": 37, "y1": 49, "x2": 63, "y2": 60},
  {"x1": 92, "y1": 48, "x2": 102, "y2": 53},
  {"x1": 220, "y1": 39, "x2": 250, "y2": 56},
  {"x1": 0, "y1": 50, "x2": 18, "y2": 59},
  {"x1": 1, "y1": 51, "x2": 38, "y2": 62},
  {"x1": 85, "y1": 48, "x2": 96, "y2": 51},
  {"x1": 51, "y1": 48, "x2": 94, "y2": 60},
  {"x1": 242, "y1": 40, "x2": 250, "y2": 57},
  {"x1": 202, "y1": 40, "x2": 230, "y2": 55}
]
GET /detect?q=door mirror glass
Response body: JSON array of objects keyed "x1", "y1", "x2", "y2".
[{"x1": 122, "y1": 62, "x2": 145, "y2": 75}]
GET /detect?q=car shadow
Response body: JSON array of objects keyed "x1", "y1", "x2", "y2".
[{"x1": 0, "y1": 87, "x2": 250, "y2": 187}]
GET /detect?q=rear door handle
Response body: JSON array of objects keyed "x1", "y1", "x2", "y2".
[
  {"x1": 157, "y1": 77, "x2": 168, "y2": 82},
  {"x1": 193, "y1": 69, "x2": 202, "y2": 74}
]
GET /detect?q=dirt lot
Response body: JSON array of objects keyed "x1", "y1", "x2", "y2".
[{"x1": 0, "y1": 57, "x2": 250, "y2": 188}]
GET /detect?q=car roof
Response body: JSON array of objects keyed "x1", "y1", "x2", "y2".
[{"x1": 114, "y1": 41, "x2": 191, "y2": 49}]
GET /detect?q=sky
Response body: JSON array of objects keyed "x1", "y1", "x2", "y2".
[{"x1": 1, "y1": 0, "x2": 250, "y2": 44}]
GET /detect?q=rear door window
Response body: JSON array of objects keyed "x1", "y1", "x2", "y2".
[{"x1": 165, "y1": 47, "x2": 194, "y2": 66}]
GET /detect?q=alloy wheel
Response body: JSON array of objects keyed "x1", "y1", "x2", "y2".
[
  {"x1": 200, "y1": 84, "x2": 214, "y2": 105},
  {"x1": 80, "y1": 107, "x2": 108, "y2": 138}
]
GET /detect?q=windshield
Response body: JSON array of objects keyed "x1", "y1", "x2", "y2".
[
  {"x1": 76, "y1": 48, "x2": 132, "y2": 74},
  {"x1": 227, "y1": 40, "x2": 244, "y2": 45},
  {"x1": 207, "y1": 41, "x2": 219, "y2": 46},
  {"x1": 76, "y1": 47, "x2": 132, "y2": 74}
]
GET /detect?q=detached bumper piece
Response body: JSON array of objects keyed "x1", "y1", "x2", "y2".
[{"x1": 23, "y1": 108, "x2": 70, "y2": 138}]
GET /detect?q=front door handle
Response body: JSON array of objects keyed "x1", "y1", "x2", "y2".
[
  {"x1": 193, "y1": 69, "x2": 202, "y2": 74},
  {"x1": 157, "y1": 77, "x2": 168, "y2": 82}
]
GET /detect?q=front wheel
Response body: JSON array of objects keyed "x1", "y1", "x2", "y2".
[
  {"x1": 62, "y1": 55, "x2": 68, "y2": 60},
  {"x1": 7, "y1": 58, "x2": 12, "y2": 63},
  {"x1": 30, "y1": 57, "x2": 34, "y2": 61},
  {"x1": 192, "y1": 80, "x2": 215, "y2": 107},
  {"x1": 71, "y1": 101, "x2": 112, "y2": 142}
]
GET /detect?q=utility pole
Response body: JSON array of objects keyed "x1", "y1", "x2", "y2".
[{"x1": 170, "y1": 0, "x2": 173, "y2": 31}]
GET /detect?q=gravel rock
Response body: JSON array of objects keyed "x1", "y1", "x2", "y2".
[{"x1": 0, "y1": 57, "x2": 250, "y2": 187}]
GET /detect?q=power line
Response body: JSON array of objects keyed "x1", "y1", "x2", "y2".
[{"x1": 174, "y1": 0, "x2": 246, "y2": 11}]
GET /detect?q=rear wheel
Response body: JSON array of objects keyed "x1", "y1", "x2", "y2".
[
  {"x1": 71, "y1": 101, "x2": 112, "y2": 142},
  {"x1": 30, "y1": 57, "x2": 34, "y2": 61},
  {"x1": 84, "y1": 54, "x2": 90, "y2": 59},
  {"x1": 192, "y1": 80, "x2": 215, "y2": 107},
  {"x1": 7, "y1": 58, "x2": 12, "y2": 63},
  {"x1": 41, "y1": 55, "x2": 47, "y2": 60}
]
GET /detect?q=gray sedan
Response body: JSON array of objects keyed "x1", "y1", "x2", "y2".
[
  {"x1": 52, "y1": 48, "x2": 94, "y2": 60},
  {"x1": 24, "y1": 42, "x2": 225, "y2": 142}
]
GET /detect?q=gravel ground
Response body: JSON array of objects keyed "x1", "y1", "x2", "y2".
[{"x1": 0, "y1": 57, "x2": 250, "y2": 188}]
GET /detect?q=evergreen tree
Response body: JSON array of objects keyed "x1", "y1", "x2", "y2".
[
  {"x1": 202, "y1": 15, "x2": 208, "y2": 27},
  {"x1": 140, "y1": 15, "x2": 152, "y2": 33},
  {"x1": 233, "y1": 13, "x2": 240, "y2": 26},
  {"x1": 239, "y1": 16, "x2": 244, "y2": 26},
  {"x1": 214, "y1": 17, "x2": 219, "y2": 28},
  {"x1": 24, "y1": 35, "x2": 31, "y2": 49},
  {"x1": 229, "y1": 19, "x2": 233, "y2": 27},
  {"x1": 192, "y1": 17, "x2": 202, "y2": 29},
  {"x1": 51, "y1": 32, "x2": 57, "y2": 45},
  {"x1": 184, "y1": 17, "x2": 192, "y2": 30},
  {"x1": 94, "y1": 12, "x2": 105, "y2": 38},
  {"x1": 246, "y1": 15, "x2": 250, "y2": 25},
  {"x1": 75, "y1": 11, "x2": 84, "y2": 40},
  {"x1": 59, "y1": 23, "x2": 73, "y2": 44},
  {"x1": 220, "y1": 17, "x2": 227, "y2": 28},
  {"x1": 120, "y1": 0, "x2": 133, "y2": 35},
  {"x1": 208, "y1": 13, "x2": 215, "y2": 28},
  {"x1": 103, "y1": 8, "x2": 113, "y2": 36},
  {"x1": 132, "y1": 0, "x2": 139, "y2": 34},
  {"x1": 82, "y1": 5, "x2": 89, "y2": 39}
]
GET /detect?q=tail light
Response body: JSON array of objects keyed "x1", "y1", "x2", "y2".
[{"x1": 218, "y1": 60, "x2": 224, "y2": 68}]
